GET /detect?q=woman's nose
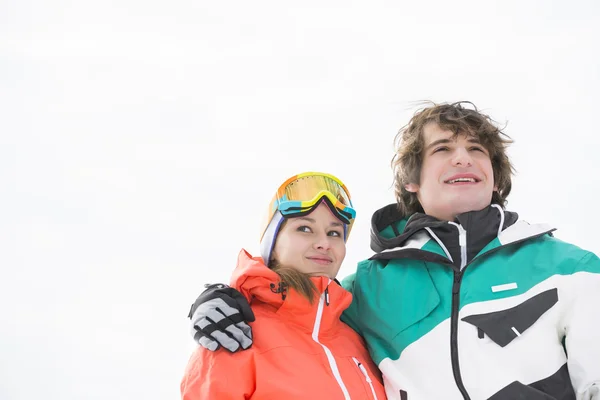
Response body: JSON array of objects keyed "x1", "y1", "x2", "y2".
[{"x1": 313, "y1": 235, "x2": 332, "y2": 250}]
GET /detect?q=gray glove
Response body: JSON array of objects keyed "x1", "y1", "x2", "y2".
[{"x1": 188, "y1": 284, "x2": 255, "y2": 352}]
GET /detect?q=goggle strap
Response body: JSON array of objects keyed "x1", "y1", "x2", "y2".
[{"x1": 259, "y1": 211, "x2": 285, "y2": 266}]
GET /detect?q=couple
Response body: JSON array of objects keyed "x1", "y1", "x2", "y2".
[{"x1": 181, "y1": 102, "x2": 600, "y2": 400}]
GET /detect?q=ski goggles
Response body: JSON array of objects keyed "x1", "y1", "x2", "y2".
[{"x1": 263, "y1": 172, "x2": 356, "y2": 235}]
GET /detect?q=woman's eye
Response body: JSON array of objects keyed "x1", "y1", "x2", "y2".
[
  {"x1": 328, "y1": 230, "x2": 342, "y2": 237},
  {"x1": 297, "y1": 226, "x2": 312, "y2": 233}
]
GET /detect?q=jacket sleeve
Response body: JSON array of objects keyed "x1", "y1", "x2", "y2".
[
  {"x1": 181, "y1": 345, "x2": 255, "y2": 399},
  {"x1": 564, "y1": 251, "x2": 600, "y2": 399},
  {"x1": 340, "y1": 271, "x2": 363, "y2": 335}
]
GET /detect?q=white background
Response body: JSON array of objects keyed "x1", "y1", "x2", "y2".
[{"x1": 2, "y1": 1, "x2": 599, "y2": 399}]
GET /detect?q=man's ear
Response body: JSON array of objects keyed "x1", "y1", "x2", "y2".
[{"x1": 405, "y1": 183, "x2": 419, "y2": 193}]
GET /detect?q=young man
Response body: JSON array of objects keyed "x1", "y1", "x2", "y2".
[{"x1": 188, "y1": 102, "x2": 600, "y2": 400}]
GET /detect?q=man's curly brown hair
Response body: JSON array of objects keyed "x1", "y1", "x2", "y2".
[{"x1": 392, "y1": 101, "x2": 515, "y2": 216}]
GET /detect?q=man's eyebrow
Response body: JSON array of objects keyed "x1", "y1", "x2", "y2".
[
  {"x1": 426, "y1": 137, "x2": 483, "y2": 150},
  {"x1": 426, "y1": 138, "x2": 452, "y2": 150}
]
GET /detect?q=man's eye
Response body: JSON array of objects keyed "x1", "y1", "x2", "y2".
[
  {"x1": 470, "y1": 146, "x2": 486, "y2": 153},
  {"x1": 433, "y1": 147, "x2": 449, "y2": 153}
]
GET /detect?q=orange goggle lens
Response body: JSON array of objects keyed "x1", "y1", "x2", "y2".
[{"x1": 261, "y1": 172, "x2": 356, "y2": 238}]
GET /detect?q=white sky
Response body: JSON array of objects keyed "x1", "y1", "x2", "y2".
[{"x1": 2, "y1": 1, "x2": 599, "y2": 399}]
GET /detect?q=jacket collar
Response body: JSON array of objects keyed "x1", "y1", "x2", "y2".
[
  {"x1": 369, "y1": 204, "x2": 552, "y2": 267},
  {"x1": 230, "y1": 249, "x2": 352, "y2": 333}
]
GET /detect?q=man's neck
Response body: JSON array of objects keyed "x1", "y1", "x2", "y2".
[{"x1": 425, "y1": 204, "x2": 493, "y2": 223}]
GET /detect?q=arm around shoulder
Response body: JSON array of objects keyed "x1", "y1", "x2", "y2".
[
  {"x1": 340, "y1": 269, "x2": 363, "y2": 335},
  {"x1": 563, "y1": 251, "x2": 600, "y2": 399}
]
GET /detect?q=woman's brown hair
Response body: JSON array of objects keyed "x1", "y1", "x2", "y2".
[{"x1": 269, "y1": 260, "x2": 319, "y2": 304}]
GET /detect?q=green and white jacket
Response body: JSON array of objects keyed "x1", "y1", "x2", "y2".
[{"x1": 342, "y1": 204, "x2": 600, "y2": 400}]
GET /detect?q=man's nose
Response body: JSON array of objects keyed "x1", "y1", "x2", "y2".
[{"x1": 451, "y1": 147, "x2": 473, "y2": 167}]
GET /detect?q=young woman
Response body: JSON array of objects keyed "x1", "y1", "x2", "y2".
[{"x1": 181, "y1": 172, "x2": 386, "y2": 400}]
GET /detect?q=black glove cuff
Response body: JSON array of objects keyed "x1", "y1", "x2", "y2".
[{"x1": 187, "y1": 283, "x2": 230, "y2": 319}]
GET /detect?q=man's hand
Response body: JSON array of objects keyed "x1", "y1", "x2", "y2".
[{"x1": 188, "y1": 284, "x2": 255, "y2": 352}]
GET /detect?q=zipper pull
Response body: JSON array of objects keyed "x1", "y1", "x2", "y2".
[
  {"x1": 325, "y1": 287, "x2": 330, "y2": 306},
  {"x1": 358, "y1": 362, "x2": 372, "y2": 383},
  {"x1": 452, "y1": 273, "x2": 461, "y2": 294},
  {"x1": 353, "y1": 357, "x2": 373, "y2": 382}
]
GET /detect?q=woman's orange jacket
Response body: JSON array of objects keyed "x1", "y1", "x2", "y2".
[{"x1": 181, "y1": 249, "x2": 387, "y2": 399}]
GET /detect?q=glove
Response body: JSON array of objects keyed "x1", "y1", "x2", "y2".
[{"x1": 188, "y1": 283, "x2": 255, "y2": 352}]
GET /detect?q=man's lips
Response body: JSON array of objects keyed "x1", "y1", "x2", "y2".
[
  {"x1": 307, "y1": 256, "x2": 333, "y2": 265},
  {"x1": 444, "y1": 173, "x2": 481, "y2": 184}
]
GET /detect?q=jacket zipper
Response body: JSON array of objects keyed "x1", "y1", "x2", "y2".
[
  {"x1": 312, "y1": 281, "x2": 351, "y2": 400},
  {"x1": 446, "y1": 223, "x2": 554, "y2": 400},
  {"x1": 352, "y1": 357, "x2": 379, "y2": 399},
  {"x1": 448, "y1": 223, "x2": 471, "y2": 400},
  {"x1": 375, "y1": 222, "x2": 553, "y2": 398}
]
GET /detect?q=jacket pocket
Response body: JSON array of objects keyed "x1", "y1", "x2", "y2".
[
  {"x1": 349, "y1": 259, "x2": 440, "y2": 342},
  {"x1": 462, "y1": 288, "x2": 558, "y2": 347},
  {"x1": 351, "y1": 357, "x2": 380, "y2": 400},
  {"x1": 382, "y1": 260, "x2": 441, "y2": 335},
  {"x1": 487, "y1": 363, "x2": 575, "y2": 399},
  {"x1": 488, "y1": 381, "x2": 557, "y2": 399}
]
